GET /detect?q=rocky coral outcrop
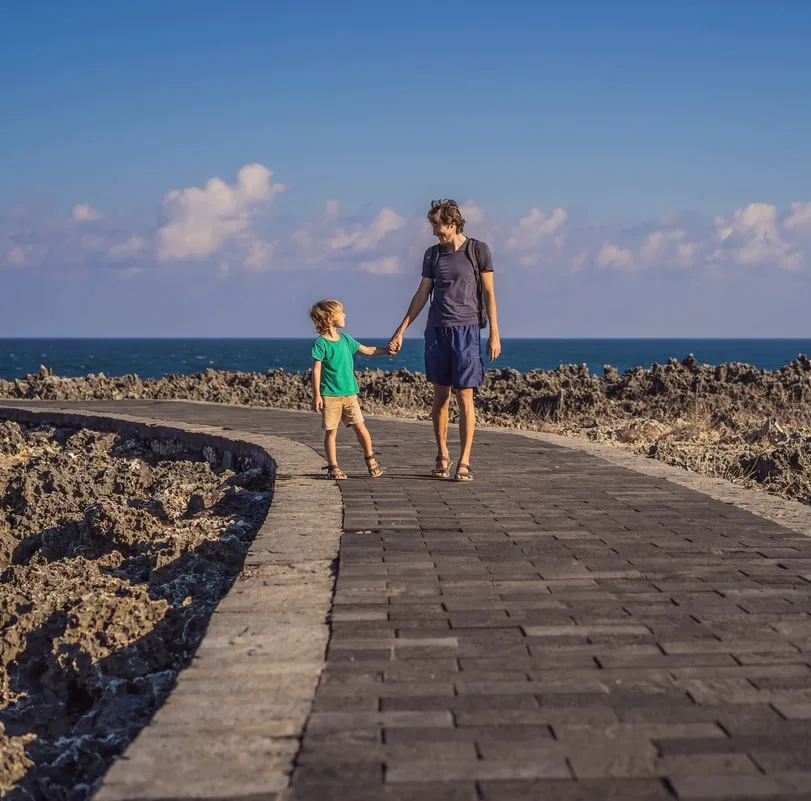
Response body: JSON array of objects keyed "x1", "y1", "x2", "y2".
[{"x1": 0, "y1": 421, "x2": 272, "y2": 800}]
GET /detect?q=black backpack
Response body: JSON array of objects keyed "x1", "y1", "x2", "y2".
[{"x1": 428, "y1": 237, "x2": 489, "y2": 329}]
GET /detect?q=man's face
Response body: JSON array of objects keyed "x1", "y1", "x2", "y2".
[{"x1": 429, "y1": 215, "x2": 456, "y2": 244}]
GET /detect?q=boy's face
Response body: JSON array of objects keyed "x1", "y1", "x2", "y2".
[
  {"x1": 334, "y1": 307, "x2": 346, "y2": 328},
  {"x1": 429, "y1": 215, "x2": 457, "y2": 244}
]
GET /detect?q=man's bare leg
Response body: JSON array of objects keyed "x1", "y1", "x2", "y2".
[
  {"x1": 456, "y1": 387, "x2": 476, "y2": 476},
  {"x1": 431, "y1": 383, "x2": 452, "y2": 466}
]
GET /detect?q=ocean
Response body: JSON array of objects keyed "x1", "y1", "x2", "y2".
[{"x1": 1, "y1": 339, "x2": 810, "y2": 383}]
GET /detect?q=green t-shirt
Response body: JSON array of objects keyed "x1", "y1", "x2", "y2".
[{"x1": 312, "y1": 333, "x2": 360, "y2": 396}]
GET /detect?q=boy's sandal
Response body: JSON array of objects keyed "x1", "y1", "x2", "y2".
[
  {"x1": 431, "y1": 456, "x2": 453, "y2": 479},
  {"x1": 364, "y1": 453, "x2": 383, "y2": 478},
  {"x1": 454, "y1": 463, "x2": 473, "y2": 482},
  {"x1": 324, "y1": 465, "x2": 347, "y2": 480}
]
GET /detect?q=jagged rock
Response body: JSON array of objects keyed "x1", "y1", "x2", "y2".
[
  {"x1": 0, "y1": 420, "x2": 25, "y2": 454},
  {"x1": 0, "y1": 422, "x2": 273, "y2": 800}
]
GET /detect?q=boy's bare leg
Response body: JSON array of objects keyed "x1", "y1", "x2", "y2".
[
  {"x1": 456, "y1": 388, "x2": 476, "y2": 468},
  {"x1": 351, "y1": 422, "x2": 375, "y2": 458},
  {"x1": 324, "y1": 428, "x2": 339, "y2": 467},
  {"x1": 431, "y1": 384, "x2": 452, "y2": 462},
  {"x1": 352, "y1": 422, "x2": 382, "y2": 476}
]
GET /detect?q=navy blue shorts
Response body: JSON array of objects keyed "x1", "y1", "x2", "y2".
[{"x1": 424, "y1": 324, "x2": 485, "y2": 390}]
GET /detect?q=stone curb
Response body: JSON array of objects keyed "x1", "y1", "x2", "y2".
[{"x1": 0, "y1": 403, "x2": 342, "y2": 801}]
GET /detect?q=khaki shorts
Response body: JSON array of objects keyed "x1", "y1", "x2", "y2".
[{"x1": 322, "y1": 394, "x2": 364, "y2": 430}]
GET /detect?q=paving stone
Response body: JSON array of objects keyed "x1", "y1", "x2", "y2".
[
  {"x1": 773, "y1": 702, "x2": 811, "y2": 719},
  {"x1": 670, "y1": 772, "x2": 811, "y2": 799},
  {"x1": 383, "y1": 783, "x2": 479, "y2": 801},
  {"x1": 383, "y1": 694, "x2": 540, "y2": 713},
  {"x1": 385, "y1": 756, "x2": 572, "y2": 783},
  {"x1": 478, "y1": 777, "x2": 676, "y2": 800},
  {"x1": 750, "y1": 751, "x2": 811, "y2": 772},
  {"x1": 456, "y1": 707, "x2": 620, "y2": 726},
  {"x1": 307, "y1": 710, "x2": 453, "y2": 732},
  {"x1": 522, "y1": 623, "x2": 651, "y2": 637}
]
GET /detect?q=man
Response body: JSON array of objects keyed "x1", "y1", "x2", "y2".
[{"x1": 388, "y1": 199, "x2": 501, "y2": 482}]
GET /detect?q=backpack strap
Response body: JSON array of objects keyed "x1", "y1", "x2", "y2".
[
  {"x1": 466, "y1": 237, "x2": 480, "y2": 273},
  {"x1": 429, "y1": 244, "x2": 441, "y2": 279},
  {"x1": 465, "y1": 238, "x2": 488, "y2": 329}
]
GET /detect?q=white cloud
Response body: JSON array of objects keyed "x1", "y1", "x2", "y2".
[
  {"x1": 674, "y1": 241, "x2": 702, "y2": 268},
  {"x1": 107, "y1": 235, "x2": 147, "y2": 261},
  {"x1": 5, "y1": 166, "x2": 811, "y2": 283},
  {"x1": 280, "y1": 204, "x2": 419, "y2": 272},
  {"x1": 4, "y1": 244, "x2": 47, "y2": 268},
  {"x1": 157, "y1": 163, "x2": 285, "y2": 262},
  {"x1": 641, "y1": 229, "x2": 685, "y2": 262},
  {"x1": 6, "y1": 246, "x2": 26, "y2": 266},
  {"x1": 634, "y1": 228, "x2": 703, "y2": 269},
  {"x1": 242, "y1": 237, "x2": 276, "y2": 271},
  {"x1": 329, "y1": 208, "x2": 406, "y2": 252},
  {"x1": 785, "y1": 201, "x2": 811, "y2": 232},
  {"x1": 460, "y1": 200, "x2": 484, "y2": 227},
  {"x1": 359, "y1": 256, "x2": 400, "y2": 275},
  {"x1": 72, "y1": 203, "x2": 102, "y2": 221},
  {"x1": 505, "y1": 207, "x2": 567, "y2": 255},
  {"x1": 596, "y1": 242, "x2": 634, "y2": 270},
  {"x1": 713, "y1": 202, "x2": 802, "y2": 270}
]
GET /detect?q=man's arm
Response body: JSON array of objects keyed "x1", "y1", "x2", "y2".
[
  {"x1": 481, "y1": 272, "x2": 501, "y2": 362},
  {"x1": 311, "y1": 359, "x2": 323, "y2": 412},
  {"x1": 389, "y1": 276, "x2": 433, "y2": 353}
]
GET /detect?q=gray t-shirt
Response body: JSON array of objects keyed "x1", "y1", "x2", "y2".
[{"x1": 421, "y1": 239, "x2": 494, "y2": 328}]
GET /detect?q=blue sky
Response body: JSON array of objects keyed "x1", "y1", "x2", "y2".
[{"x1": 2, "y1": 0, "x2": 811, "y2": 337}]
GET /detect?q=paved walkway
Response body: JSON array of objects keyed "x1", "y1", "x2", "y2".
[{"x1": 7, "y1": 400, "x2": 811, "y2": 801}]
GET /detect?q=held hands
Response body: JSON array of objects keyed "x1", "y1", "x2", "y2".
[
  {"x1": 387, "y1": 329, "x2": 498, "y2": 359},
  {"x1": 487, "y1": 331, "x2": 502, "y2": 363},
  {"x1": 388, "y1": 332, "x2": 403, "y2": 355},
  {"x1": 311, "y1": 395, "x2": 324, "y2": 413}
]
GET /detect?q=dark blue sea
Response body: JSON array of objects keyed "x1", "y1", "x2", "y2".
[{"x1": 1, "y1": 339, "x2": 810, "y2": 382}]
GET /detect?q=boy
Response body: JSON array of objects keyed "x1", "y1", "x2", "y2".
[{"x1": 309, "y1": 299, "x2": 388, "y2": 480}]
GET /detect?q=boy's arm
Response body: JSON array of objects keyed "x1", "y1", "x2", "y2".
[
  {"x1": 389, "y1": 276, "x2": 433, "y2": 353},
  {"x1": 311, "y1": 359, "x2": 323, "y2": 412},
  {"x1": 356, "y1": 344, "x2": 390, "y2": 357}
]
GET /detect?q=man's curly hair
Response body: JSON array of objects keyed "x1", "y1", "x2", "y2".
[{"x1": 427, "y1": 199, "x2": 465, "y2": 233}]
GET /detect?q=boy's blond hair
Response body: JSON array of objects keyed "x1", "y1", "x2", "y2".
[{"x1": 309, "y1": 299, "x2": 343, "y2": 335}]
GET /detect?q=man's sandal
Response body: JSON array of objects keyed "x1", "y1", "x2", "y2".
[
  {"x1": 431, "y1": 456, "x2": 453, "y2": 479},
  {"x1": 454, "y1": 463, "x2": 473, "y2": 482},
  {"x1": 324, "y1": 465, "x2": 347, "y2": 480},
  {"x1": 364, "y1": 453, "x2": 383, "y2": 478}
]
